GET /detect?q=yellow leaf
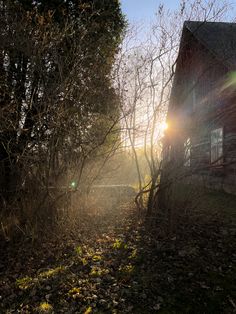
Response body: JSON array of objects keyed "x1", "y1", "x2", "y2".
[{"x1": 84, "y1": 306, "x2": 92, "y2": 314}]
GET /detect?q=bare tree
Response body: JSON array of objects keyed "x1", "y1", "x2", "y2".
[{"x1": 115, "y1": 0, "x2": 233, "y2": 225}]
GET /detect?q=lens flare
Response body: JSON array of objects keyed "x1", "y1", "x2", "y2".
[{"x1": 70, "y1": 181, "x2": 77, "y2": 189}]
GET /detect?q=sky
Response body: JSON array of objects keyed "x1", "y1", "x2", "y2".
[
  {"x1": 120, "y1": 0, "x2": 179, "y2": 24},
  {"x1": 120, "y1": 0, "x2": 236, "y2": 25},
  {"x1": 120, "y1": 0, "x2": 180, "y2": 42}
]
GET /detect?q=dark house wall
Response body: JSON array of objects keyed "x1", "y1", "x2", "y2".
[{"x1": 163, "y1": 27, "x2": 236, "y2": 194}]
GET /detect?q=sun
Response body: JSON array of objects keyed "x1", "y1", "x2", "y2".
[{"x1": 160, "y1": 121, "x2": 168, "y2": 132}]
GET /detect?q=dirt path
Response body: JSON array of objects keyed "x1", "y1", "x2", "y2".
[{"x1": 0, "y1": 205, "x2": 235, "y2": 313}]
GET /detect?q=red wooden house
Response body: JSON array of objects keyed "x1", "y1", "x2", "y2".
[{"x1": 163, "y1": 21, "x2": 236, "y2": 194}]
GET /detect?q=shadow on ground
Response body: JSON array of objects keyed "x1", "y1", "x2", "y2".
[{"x1": 0, "y1": 200, "x2": 235, "y2": 313}]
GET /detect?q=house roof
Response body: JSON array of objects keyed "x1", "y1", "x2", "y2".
[{"x1": 184, "y1": 21, "x2": 236, "y2": 68}]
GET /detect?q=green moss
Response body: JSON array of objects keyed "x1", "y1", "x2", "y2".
[
  {"x1": 75, "y1": 246, "x2": 83, "y2": 255},
  {"x1": 39, "y1": 266, "x2": 65, "y2": 278},
  {"x1": 38, "y1": 302, "x2": 53, "y2": 313},
  {"x1": 16, "y1": 276, "x2": 33, "y2": 290},
  {"x1": 92, "y1": 255, "x2": 102, "y2": 262},
  {"x1": 112, "y1": 239, "x2": 128, "y2": 249}
]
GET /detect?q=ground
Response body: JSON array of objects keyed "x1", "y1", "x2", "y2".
[{"x1": 0, "y1": 199, "x2": 235, "y2": 313}]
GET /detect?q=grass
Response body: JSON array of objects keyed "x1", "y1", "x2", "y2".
[
  {"x1": 199, "y1": 189, "x2": 236, "y2": 219},
  {"x1": 172, "y1": 182, "x2": 236, "y2": 221}
]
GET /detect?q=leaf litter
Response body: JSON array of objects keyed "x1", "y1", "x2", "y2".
[{"x1": 0, "y1": 204, "x2": 235, "y2": 313}]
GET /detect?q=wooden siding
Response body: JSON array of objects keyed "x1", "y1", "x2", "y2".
[{"x1": 164, "y1": 28, "x2": 236, "y2": 194}]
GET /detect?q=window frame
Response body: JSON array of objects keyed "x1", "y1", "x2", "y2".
[
  {"x1": 210, "y1": 127, "x2": 224, "y2": 166},
  {"x1": 184, "y1": 137, "x2": 191, "y2": 167}
]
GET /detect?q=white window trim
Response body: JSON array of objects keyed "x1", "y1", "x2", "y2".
[
  {"x1": 210, "y1": 127, "x2": 223, "y2": 165},
  {"x1": 184, "y1": 137, "x2": 191, "y2": 167}
]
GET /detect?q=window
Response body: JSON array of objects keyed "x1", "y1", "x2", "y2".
[
  {"x1": 162, "y1": 144, "x2": 171, "y2": 163},
  {"x1": 211, "y1": 127, "x2": 223, "y2": 165},
  {"x1": 184, "y1": 138, "x2": 191, "y2": 167},
  {"x1": 167, "y1": 145, "x2": 172, "y2": 162}
]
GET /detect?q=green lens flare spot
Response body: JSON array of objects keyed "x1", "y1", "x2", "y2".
[{"x1": 70, "y1": 181, "x2": 77, "y2": 189}]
